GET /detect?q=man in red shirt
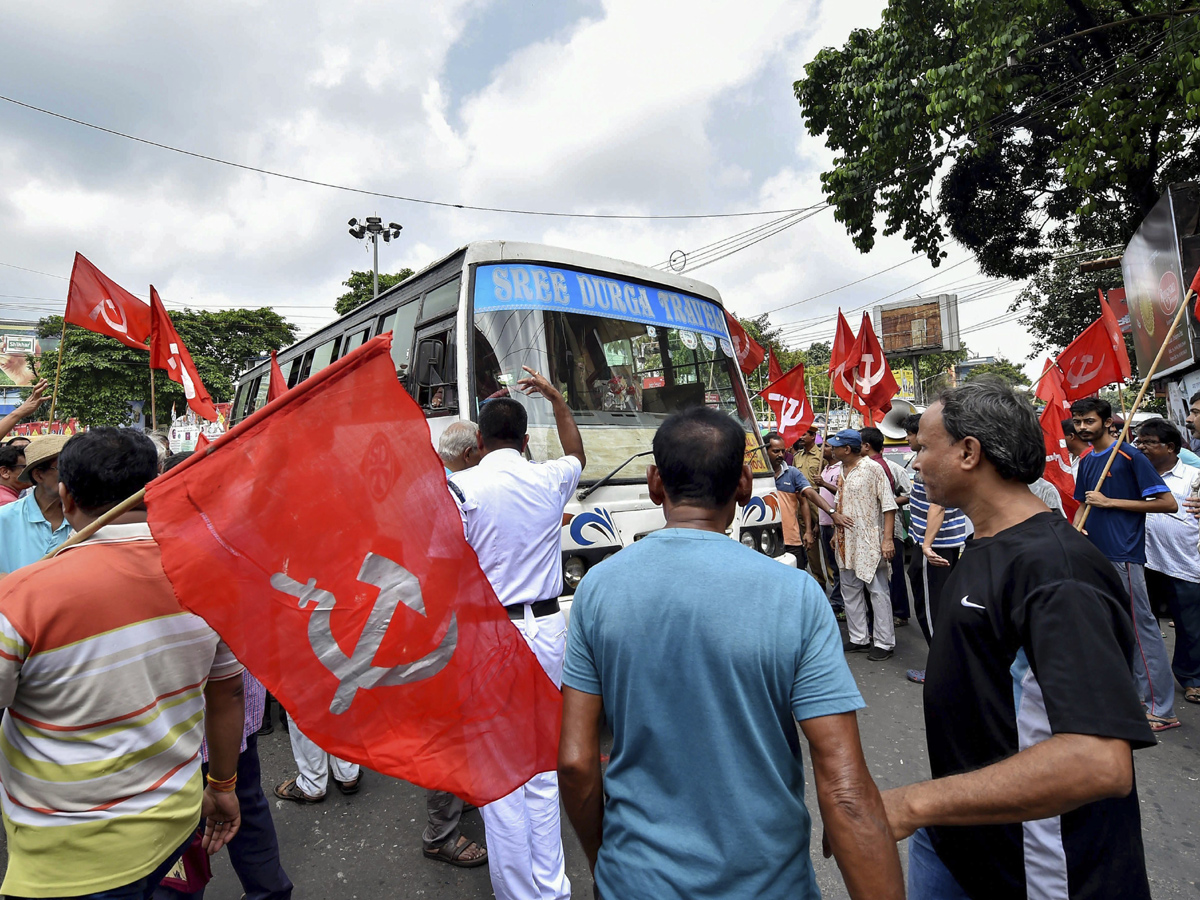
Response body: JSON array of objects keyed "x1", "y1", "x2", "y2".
[{"x1": 0, "y1": 445, "x2": 24, "y2": 506}]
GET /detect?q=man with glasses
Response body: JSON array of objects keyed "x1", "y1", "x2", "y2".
[{"x1": 0, "y1": 435, "x2": 71, "y2": 575}]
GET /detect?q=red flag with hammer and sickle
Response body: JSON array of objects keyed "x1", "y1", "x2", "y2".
[
  {"x1": 149, "y1": 287, "x2": 220, "y2": 422},
  {"x1": 144, "y1": 334, "x2": 562, "y2": 806},
  {"x1": 1055, "y1": 318, "x2": 1125, "y2": 401},
  {"x1": 64, "y1": 253, "x2": 151, "y2": 350},
  {"x1": 829, "y1": 310, "x2": 862, "y2": 408},
  {"x1": 724, "y1": 312, "x2": 766, "y2": 374},
  {"x1": 850, "y1": 313, "x2": 899, "y2": 424},
  {"x1": 1035, "y1": 358, "x2": 1080, "y2": 519},
  {"x1": 762, "y1": 362, "x2": 814, "y2": 447}
]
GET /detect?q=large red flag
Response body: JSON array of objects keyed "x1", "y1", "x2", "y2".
[
  {"x1": 144, "y1": 335, "x2": 562, "y2": 806},
  {"x1": 1039, "y1": 381, "x2": 1080, "y2": 520},
  {"x1": 829, "y1": 311, "x2": 862, "y2": 407},
  {"x1": 1056, "y1": 318, "x2": 1126, "y2": 401},
  {"x1": 64, "y1": 253, "x2": 151, "y2": 350},
  {"x1": 762, "y1": 363, "x2": 815, "y2": 446},
  {"x1": 267, "y1": 350, "x2": 288, "y2": 402},
  {"x1": 1098, "y1": 289, "x2": 1132, "y2": 381},
  {"x1": 850, "y1": 313, "x2": 899, "y2": 422},
  {"x1": 1034, "y1": 358, "x2": 1071, "y2": 416},
  {"x1": 768, "y1": 347, "x2": 784, "y2": 384},
  {"x1": 724, "y1": 312, "x2": 766, "y2": 374},
  {"x1": 149, "y1": 287, "x2": 219, "y2": 422}
]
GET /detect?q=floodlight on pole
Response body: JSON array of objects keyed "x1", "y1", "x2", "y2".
[{"x1": 348, "y1": 216, "x2": 403, "y2": 299}]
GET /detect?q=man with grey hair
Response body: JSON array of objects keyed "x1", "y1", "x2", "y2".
[
  {"x1": 880, "y1": 379, "x2": 1154, "y2": 900},
  {"x1": 439, "y1": 420, "x2": 480, "y2": 474}
]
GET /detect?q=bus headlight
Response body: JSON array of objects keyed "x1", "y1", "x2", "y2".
[
  {"x1": 759, "y1": 530, "x2": 775, "y2": 556},
  {"x1": 564, "y1": 556, "x2": 587, "y2": 588},
  {"x1": 740, "y1": 531, "x2": 757, "y2": 550}
]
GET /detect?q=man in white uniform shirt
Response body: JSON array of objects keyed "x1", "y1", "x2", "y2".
[{"x1": 450, "y1": 366, "x2": 585, "y2": 900}]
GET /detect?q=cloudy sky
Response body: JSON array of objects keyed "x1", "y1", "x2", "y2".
[{"x1": 0, "y1": 0, "x2": 1034, "y2": 375}]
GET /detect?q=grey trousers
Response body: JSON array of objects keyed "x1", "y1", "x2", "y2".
[
  {"x1": 423, "y1": 789, "x2": 465, "y2": 850},
  {"x1": 1112, "y1": 561, "x2": 1176, "y2": 719}
]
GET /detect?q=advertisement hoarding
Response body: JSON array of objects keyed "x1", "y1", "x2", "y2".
[{"x1": 872, "y1": 294, "x2": 961, "y2": 358}]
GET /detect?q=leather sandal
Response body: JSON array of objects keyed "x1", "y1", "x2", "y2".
[
  {"x1": 1185, "y1": 686, "x2": 1200, "y2": 704},
  {"x1": 423, "y1": 835, "x2": 488, "y2": 868},
  {"x1": 274, "y1": 777, "x2": 324, "y2": 803}
]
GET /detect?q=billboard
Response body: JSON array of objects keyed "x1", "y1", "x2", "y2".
[
  {"x1": 1122, "y1": 183, "x2": 1200, "y2": 380},
  {"x1": 873, "y1": 293, "x2": 961, "y2": 358},
  {"x1": 0, "y1": 324, "x2": 43, "y2": 388}
]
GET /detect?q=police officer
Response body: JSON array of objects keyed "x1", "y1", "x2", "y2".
[{"x1": 450, "y1": 365, "x2": 585, "y2": 900}]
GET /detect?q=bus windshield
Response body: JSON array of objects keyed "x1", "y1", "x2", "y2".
[{"x1": 471, "y1": 262, "x2": 767, "y2": 484}]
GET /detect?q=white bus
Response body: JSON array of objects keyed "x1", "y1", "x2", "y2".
[{"x1": 232, "y1": 241, "x2": 790, "y2": 604}]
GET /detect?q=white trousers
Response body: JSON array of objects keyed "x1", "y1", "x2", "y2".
[
  {"x1": 481, "y1": 610, "x2": 571, "y2": 900},
  {"x1": 289, "y1": 724, "x2": 360, "y2": 798},
  {"x1": 841, "y1": 561, "x2": 896, "y2": 650}
]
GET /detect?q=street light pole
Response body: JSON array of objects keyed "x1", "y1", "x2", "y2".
[{"x1": 348, "y1": 217, "x2": 402, "y2": 301}]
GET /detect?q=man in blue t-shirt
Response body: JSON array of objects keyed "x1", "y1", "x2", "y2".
[
  {"x1": 558, "y1": 406, "x2": 903, "y2": 900},
  {"x1": 1071, "y1": 397, "x2": 1179, "y2": 730}
]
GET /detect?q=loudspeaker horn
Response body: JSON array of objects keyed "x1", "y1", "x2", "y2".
[{"x1": 879, "y1": 398, "x2": 921, "y2": 441}]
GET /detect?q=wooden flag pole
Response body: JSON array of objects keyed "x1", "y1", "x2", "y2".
[
  {"x1": 1076, "y1": 294, "x2": 1193, "y2": 531},
  {"x1": 823, "y1": 375, "x2": 836, "y2": 438},
  {"x1": 48, "y1": 318, "x2": 68, "y2": 421},
  {"x1": 38, "y1": 488, "x2": 147, "y2": 562},
  {"x1": 1116, "y1": 381, "x2": 1128, "y2": 420},
  {"x1": 150, "y1": 368, "x2": 158, "y2": 432}
]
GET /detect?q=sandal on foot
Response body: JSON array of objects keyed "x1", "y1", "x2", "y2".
[
  {"x1": 274, "y1": 777, "x2": 324, "y2": 803},
  {"x1": 333, "y1": 773, "x2": 362, "y2": 795},
  {"x1": 1146, "y1": 713, "x2": 1181, "y2": 732},
  {"x1": 423, "y1": 835, "x2": 488, "y2": 868},
  {"x1": 1185, "y1": 686, "x2": 1200, "y2": 704}
]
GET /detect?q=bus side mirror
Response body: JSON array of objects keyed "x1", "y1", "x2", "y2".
[{"x1": 415, "y1": 339, "x2": 444, "y2": 386}]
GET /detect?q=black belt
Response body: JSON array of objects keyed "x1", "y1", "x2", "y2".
[{"x1": 506, "y1": 598, "x2": 560, "y2": 620}]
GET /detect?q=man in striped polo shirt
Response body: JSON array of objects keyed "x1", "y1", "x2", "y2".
[
  {"x1": 903, "y1": 415, "x2": 970, "y2": 685},
  {"x1": 0, "y1": 428, "x2": 246, "y2": 898}
]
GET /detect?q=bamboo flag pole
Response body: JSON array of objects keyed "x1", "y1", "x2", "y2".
[
  {"x1": 1076, "y1": 291, "x2": 1195, "y2": 531},
  {"x1": 48, "y1": 318, "x2": 68, "y2": 421},
  {"x1": 39, "y1": 488, "x2": 147, "y2": 562},
  {"x1": 822, "y1": 375, "x2": 836, "y2": 438}
]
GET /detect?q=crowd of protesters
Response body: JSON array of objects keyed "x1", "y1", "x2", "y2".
[{"x1": 0, "y1": 373, "x2": 1195, "y2": 899}]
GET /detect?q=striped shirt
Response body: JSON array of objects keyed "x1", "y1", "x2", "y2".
[
  {"x1": 0, "y1": 522, "x2": 242, "y2": 897},
  {"x1": 908, "y1": 476, "x2": 969, "y2": 548}
]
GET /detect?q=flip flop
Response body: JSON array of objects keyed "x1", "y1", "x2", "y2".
[
  {"x1": 1146, "y1": 713, "x2": 1181, "y2": 732},
  {"x1": 274, "y1": 777, "x2": 324, "y2": 803},
  {"x1": 423, "y1": 835, "x2": 488, "y2": 868}
]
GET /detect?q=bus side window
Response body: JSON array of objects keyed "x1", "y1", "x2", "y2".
[
  {"x1": 294, "y1": 349, "x2": 316, "y2": 385},
  {"x1": 232, "y1": 380, "x2": 252, "y2": 422},
  {"x1": 252, "y1": 374, "x2": 270, "y2": 411},
  {"x1": 413, "y1": 326, "x2": 456, "y2": 417},
  {"x1": 389, "y1": 301, "x2": 421, "y2": 378}
]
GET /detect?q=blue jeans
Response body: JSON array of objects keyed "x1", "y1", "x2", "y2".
[
  {"x1": 908, "y1": 828, "x2": 971, "y2": 900},
  {"x1": 7, "y1": 837, "x2": 190, "y2": 899},
  {"x1": 1113, "y1": 562, "x2": 1176, "y2": 718}
]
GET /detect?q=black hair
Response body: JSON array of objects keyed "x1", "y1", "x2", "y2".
[
  {"x1": 763, "y1": 431, "x2": 784, "y2": 447},
  {"x1": 937, "y1": 378, "x2": 1044, "y2": 484},
  {"x1": 860, "y1": 426, "x2": 885, "y2": 452},
  {"x1": 1191, "y1": 391, "x2": 1200, "y2": 405},
  {"x1": 0, "y1": 445, "x2": 23, "y2": 470},
  {"x1": 902, "y1": 413, "x2": 922, "y2": 435},
  {"x1": 1070, "y1": 397, "x2": 1112, "y2": 421},
  {"x1": 162, "y1": 451, "x2": 195, "y2": 472},
  {"x1": 478, "y1": 398, "x2": 528, "y2": 448},
  {"x1": 58, "y1": 427, "x2": 159, "y2": 515},
  {"x1": 653, "y1": 407, "x2": 746, "y2": 508},
  {"x1": 4, "y1": 437, "x2": 29, "y2": 446},
  {"x1": 1137, "y1": 418, "x2": 1183, "y2": 454},
  {"x1": 1060, "y1": 418, "x2": 1077, "y2": 437}
]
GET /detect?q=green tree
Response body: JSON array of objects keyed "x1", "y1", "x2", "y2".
[
  {"x1": 1013, "y1": 251, "x2": 1134, "y2": 358},
  {"x1": 794, "y1": 3, "x2": 1200, "y2": 279},
  {"x1": 335, "y1": 268, "x2": 415, "y2": 316},
  {"x1": 963, "y1": 357, "x2": 1032, "y2": 387},
  {"x1": 37, "y1": 309, "x2": 297, "y2": 426}
]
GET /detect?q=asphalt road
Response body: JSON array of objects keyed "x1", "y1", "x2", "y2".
[{"x1": 1, "y1": 615, "x2": 1198, "y2": 898}]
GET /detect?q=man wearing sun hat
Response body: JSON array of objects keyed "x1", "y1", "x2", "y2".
[{"x1": 0, "y1": 434, "x2": 72, "y2": 575}]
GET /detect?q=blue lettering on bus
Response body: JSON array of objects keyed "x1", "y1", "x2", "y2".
[{"x1": 474, "y1": 263, "x2": 729, "y2": 342}]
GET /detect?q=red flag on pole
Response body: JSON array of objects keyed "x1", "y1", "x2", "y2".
[
  {"x1": 829, "y1": 311, "x2": 862, "y2": 407},
  {"x1": 64, "y1": 253, "x2": 151, "y2": 350},
  {"x1": 850, "y1": 313, "x2": 899, "y2": 422},
  {"x1": 1056, "y1": 318, "x2": 1126, "y2": 401},
  {"x1": 1039, "y1": 373, "x2": 1080, "y2": 520},
  {"x1": 267, "y1": 350, "x2": 288, "y2": 402},
  {"x1": 724, "y1": 312, "x2": 766, "y2": 374},
  {"x1": 768, "y1": 348, "x2": 784, "y2": 384},
  {"x1": 1098, "y1": 289, "x2": 1132, "y2": 381},
  {"x1": 149, "y1": 287, "x2": 220, "y2": 422},
  {"x1": 194, "y1": 432, "x2": 210, "y2": 452},
  {"x1": 763, "y1": 363, "x2": 815, "y2": 446},
  {"x1": 144, "y1": 335, "x2": 561, "y2": 806},
  {"x1": 1034, "y1": 358, "x2": 1070, "y2": 414}
]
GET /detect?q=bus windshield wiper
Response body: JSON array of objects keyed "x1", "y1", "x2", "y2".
[{"x1": 577, "y1": 450, "x2": 654, "y2": 501}]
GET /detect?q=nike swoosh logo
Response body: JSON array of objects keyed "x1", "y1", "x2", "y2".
[{"x1": 960, "y1": 596, "x2": 985, "y2": 610}]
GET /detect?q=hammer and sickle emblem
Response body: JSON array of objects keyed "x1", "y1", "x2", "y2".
[
  {"x1": 767, "y1": 392, "x2": 807, "y2": 430},
  {"x1": 1065, "y1": 354, "x2": 1105, "y2": 389},
  {"x1": 89, "y1": 295, "x2": 129, "y2": 335},
  {"x1": 855, "y1": 353, "x2": 885, "y2": 392},
  {"x1": 270, "y1": 553, "x2": 457, "y2": 714}
]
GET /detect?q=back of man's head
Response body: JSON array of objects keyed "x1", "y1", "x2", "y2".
[
  {"x1": 937, "y1": 378, "x2": 1044, "y2": 484},
  {"x1": 860, "y1": 427, "x2": 885, "y2": 453},
  {"x1": 438, "y1": 420, "x2": 480, "y2": 463},
  {"x1": 653, "y1": 407, "x2": 745, "y2": 508},
  {"x1": 1070, "y1": 396, "x2": 1111, "y2": 422},
  {"x1": 1138, "y1": 417, "x2": 1183, "y2": 453},
  {"x1": 478, "y1": 398, "x2": 527, "y2": 450},
  {"x1": 59, "y1": 428, "x2": 159, "y2": 516},
  {"x1": 902, "y1": 414, "x2": 922, "y2": 435},
  {"x1": 1060, "y1": 417, "x2": 1077, "y2": 437}
]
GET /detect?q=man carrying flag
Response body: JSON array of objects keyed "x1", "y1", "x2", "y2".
[{"x1": 450, "y1": 366, "x2": 585, "y2": 900}]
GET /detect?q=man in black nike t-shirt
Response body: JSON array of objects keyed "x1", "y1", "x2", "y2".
[{"x1": 879, "y1": 379, "x2": 1155, "y2": 900}]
